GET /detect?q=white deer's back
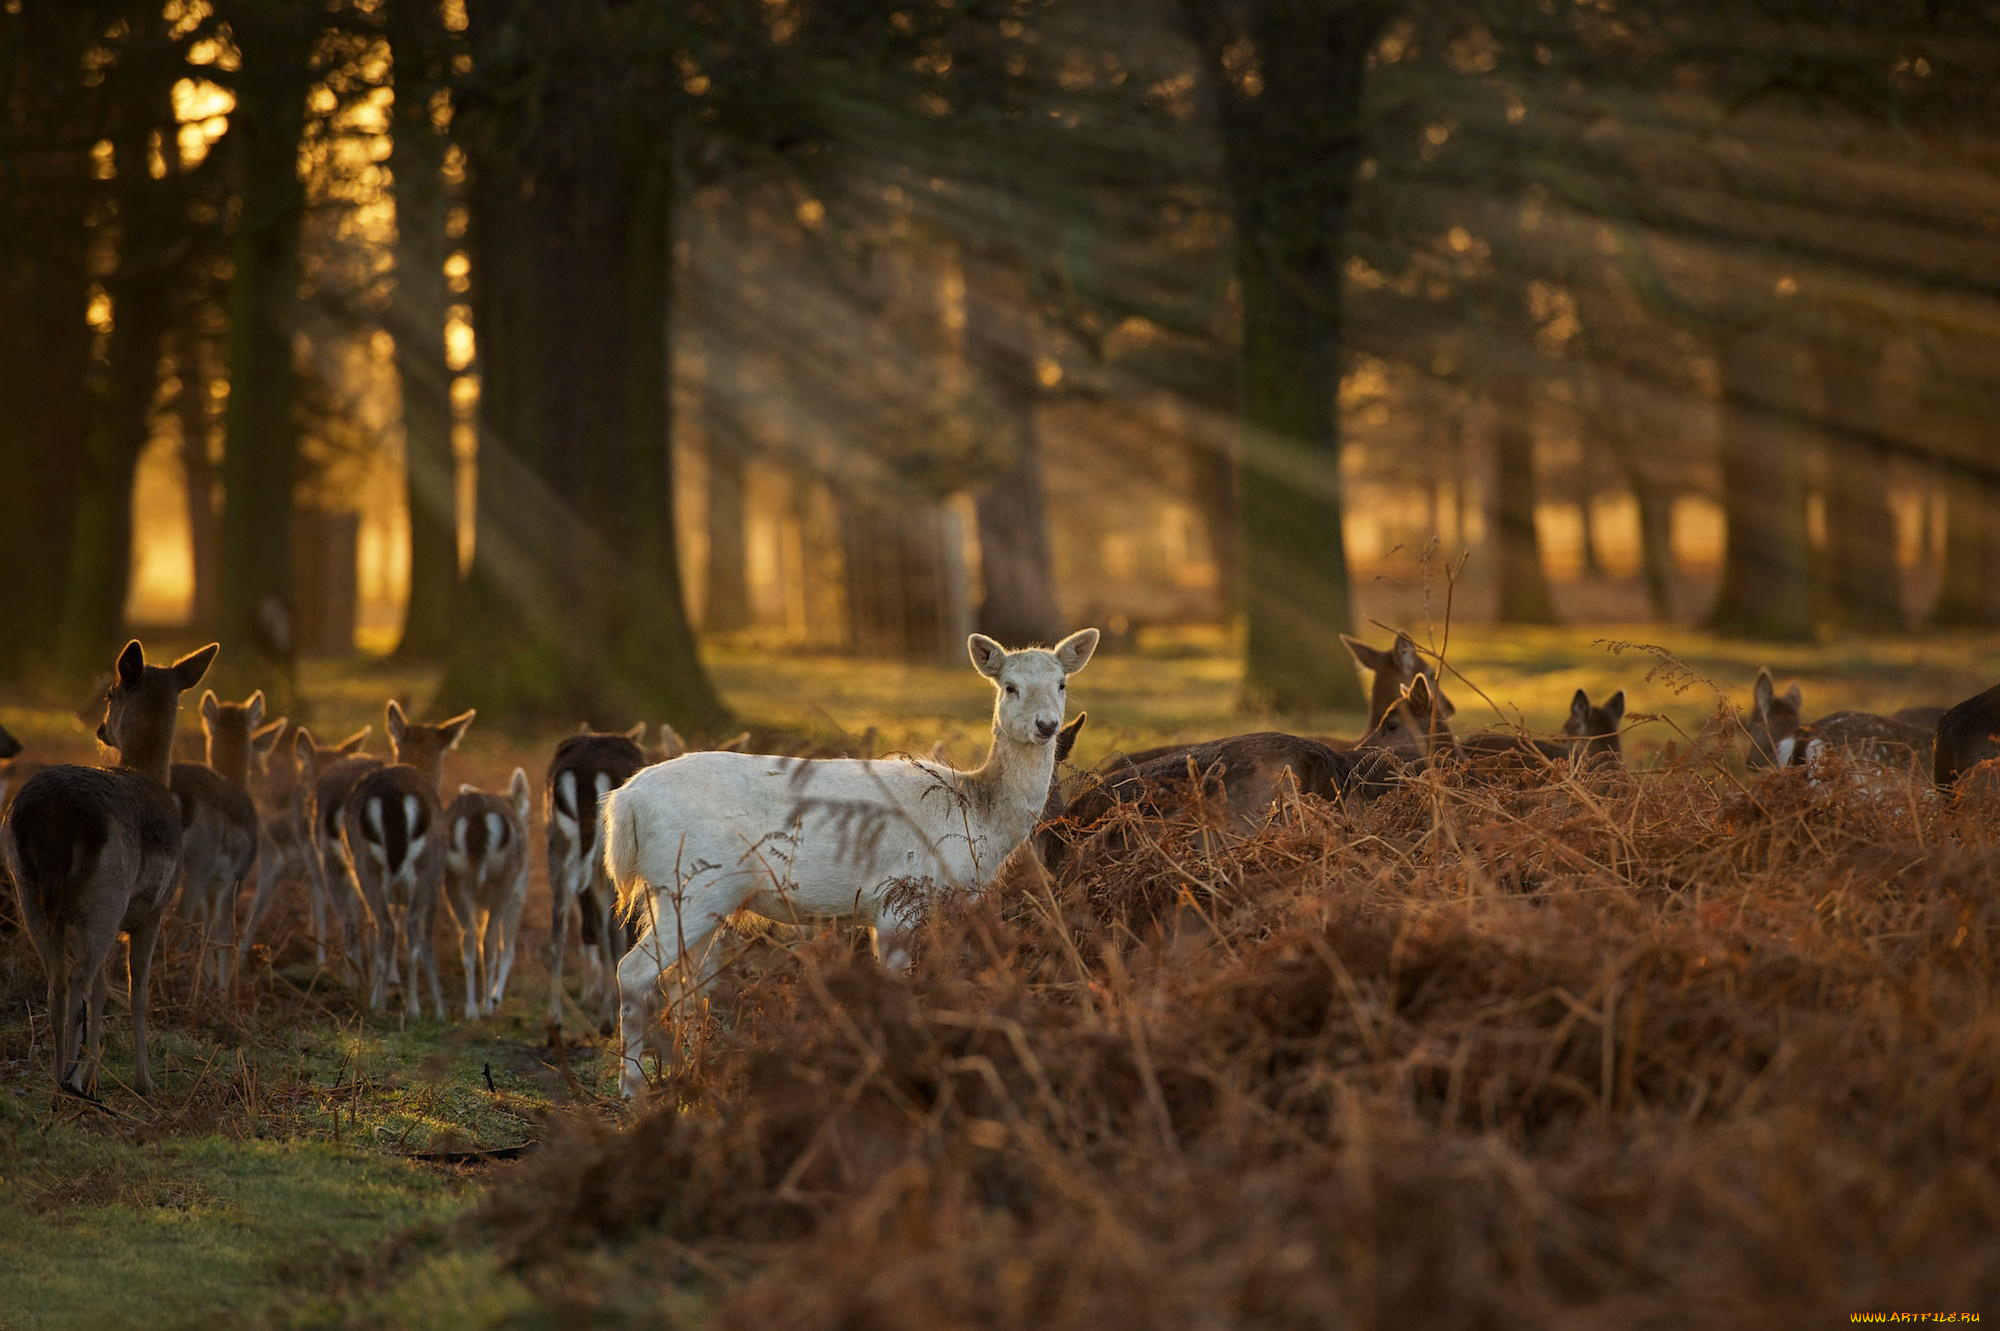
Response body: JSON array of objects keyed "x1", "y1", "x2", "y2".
[{"x1": 610, "y1": 750, "x2": 1026, "y2": 925}]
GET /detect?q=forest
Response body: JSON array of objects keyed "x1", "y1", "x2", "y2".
[{"x1": 4, "y1": 2, "x2": 2000, "y2": 1327}]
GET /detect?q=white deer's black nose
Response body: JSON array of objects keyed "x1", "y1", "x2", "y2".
[{"x1": 1036, "y1": 719, "x2": 1060, "y2": 740}]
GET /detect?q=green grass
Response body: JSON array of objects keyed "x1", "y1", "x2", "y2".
[{"x1": 4, "y1": 621, "x2": 1999, "y2": 1326}]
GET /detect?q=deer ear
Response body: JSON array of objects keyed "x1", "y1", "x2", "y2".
[
  {"x1": 171, "y1": 643, "x2": 220, "y2": 691},
  {"x1": 386, "y1": 700, "x2": 409, "y2": 745},
  {"x1": 1054, "y1": 711, "x2": 1086, "y2": 764},
  {"x1": 437, "y1": 709, "x2": 476, "y2": 749},
  {"x1": 338, "y1": 726, "x2": 371, "y2": 754},
  {"x1": 1407, "y1": 674, "x2": 1434, "y2": 709},
  {"x1": 116, "y1": 640, "x2": 146, "y2": 687},
  {"x1": 1752, "y1": 668, "x2": 1775, "y2": 717},
  {"x1": 1603, "y1": 691, "x2": 1626, "y2": 726},
  {"x1": 968, "y1": 634, "x2": 1007, "y2": 678},
  {"x1": 509, "y1": 767, "x2": 532, "y2": 817},
  {"x1": 1341, "y1": 634, "x2": 1385, "y2": 672},
  {"x1": 1783, "y1": 684, "x2": 1802, "y2": 710},
  {"x1": 1392, "y1": 633, "x2": 1420, "y2": 673},
  {"x1": 293, "y1": 727, "x2": 317, "y2": 764},
  {"x1": 1569, "y1": 689, "x2": 1591, "y2": 725},
  {"x1": 1053, "y1": 628, "x2": 1098, "y2": 675},
  {"x1": 245, "y1": 690, "x2": 266, "y2": 729},
  {"x1": 459, "y1": 783, "x2": 480, "y2": 797},
  {"x1": 201, "y1": 690, "x2": 221, "y2": 726},
  {"x1": 253, "y1": 718, "x2": 288, "y2": 758},
  {"x1": 0, "y1": 724, "x2": 19, "y2": 760},
  {"x1": 624, "y1": 722, "x2": 647, "y2": 743},
  {"x1": 658, "y1": 724, "x2": 686, "y2": 759}
]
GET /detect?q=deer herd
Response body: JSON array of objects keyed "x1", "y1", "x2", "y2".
[{"x1": 1, "y1": 629, "x2": 1995, "y2": 1101}]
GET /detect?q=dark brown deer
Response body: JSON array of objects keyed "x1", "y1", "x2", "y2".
[
  {"x1": 340, "y1": 702, "x2": 475, "y2": 1017},
  {"x1": 443, "y1": 767, "x2": 532, "y2": 1020},
  {"x1": 304, "y1": 728, "x2": 386, "y2": 975},
  {"x1": 1932, "y1": 682, "x2": 2000, "y2": 789},
  {"x1": 1563, "y1": 688, "x2": 1626, "y2": 764},
  {"x1": 267, "y1": 724, "x2": 372, "y2": 967},
  {"x1": 1745, "y1": 668, "x2": 1928, "y2": 775},
  {"x1": 171, "y1": 691, "x2": 270, "y2": 993},
  {"x1": 1343, "y1": 630, "x2": 1457, "y2": 727},
  {"x1": 0, "y1": 724, "x2": 48, "y2": 811},
  {"x1": 545, "y1": 723, "x2": 650, "y2": 1033},
  {"x1": 1, "y1": 640, "x2": 217, "y2": 1097}
]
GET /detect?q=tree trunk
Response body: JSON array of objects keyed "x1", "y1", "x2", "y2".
[
  {"x1": 1631, "y1": 470, "x2": 1676, "y2": 620},
  {"x1": 442, "y1": 3, "x2": 724, "y2": 728},
  {"x1": 703, "y1": 441, "x2": 752, "y2": 632},
  {"x1": 0, "y1": 6, "x2": 94, "y2": 680},
  {"x1": 386, "y1": 0, "x2": 460, "y2": 660},
  {"x1": 1181, "y1": 0, "x2": 1380, "y2": 712},
  {"x1": 1817, "y1": 317, "x2": 1902, "y2": 631},
  {"x1": 179, "y1": 342, "x2": 221, "y2": 633},
  {"x1": 216, "y1": 5, "x2": 319, "y2": 699},
  {"x1": 1707, "y1": 325, "x2": 1815, "y2": 640},
  {"x1": 1492, "y1": 371, "x2": 1557, "y2": 623},
  {"x1": 838, "y1": 492, "x2": 968, "y2": 664},
  {"x1": 963, "y1": 268, "x2": 1062, "y2": 646},
  {"x1": 1933, "y1": 452, "x2": 2000, "y2": 626}
]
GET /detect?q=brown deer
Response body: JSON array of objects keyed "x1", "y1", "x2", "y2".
[
  {"x1": 0, "y1": 724, "x2": 49, "y2": 811},
  {"x1": 1343, "y1": 630, "x2": 1456, "y2": 727},
  {"x1": 171, "y1": 691, "x2": 273, "y2": 993},
  {"x1": 442, "y1": 767, "x2": 532, "y2": 1020},
  {"x1": 1562, "y1": 688, "x2": 1626, "y2": 764},
  {"x1": 340, "y1": 702, "x2": 475, "y2": 1017},
  {"x1": 1932, "y1": 682, "x2": 2000, "y2": 789},
  {"x1": 545, "y1": 723, "x2": 650, "y2": 1033},
  {"x1": 304, "y1": 728, "x2": 386, "y2": 975},
  {"x1": 1745, "y1": 668, "x2": 1928, "y2": 775},
  {"x1": 2, "y1": 640, "x2": 217, "y2": 1097},
  {"x1": 265, "y1": 724, "x2": 372, "y2": 967}
]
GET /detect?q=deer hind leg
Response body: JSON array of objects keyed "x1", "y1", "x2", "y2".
[
  {"x1": 448, "y1": 881, "x2": 481, "y2": 1021},
  {"x1": 82, "y1": 957, "x2": 109, "y2": 1098},
  {"x1": 128, "y1": 913, "x2": 162, "y2": 1096},
  {"x1": 546, "y1": 855, "x2": 578, "y2": 1030},
  {"x1": 486, "y1": 887, "x2": 523, "y2": 1015},
  {"x1": 616, "y1": 900, "x2": 724, "y2": 1099}
]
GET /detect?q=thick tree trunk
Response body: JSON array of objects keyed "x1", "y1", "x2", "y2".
[
  {"x1": 1182, "y1": 0, "x2": 1380, "y2": 712},
  {"x1": 963, "y1": 268, "x2": 1062, "y2": 646},
  {"x1": 1632, "y1": 471, "x2": 1676, "y2": 620},
  {"x1": 1707, "y1": 325, "x2": 1815, "y2": 640},
  {"x1": 1492, "y1": 371, "x2": 1557, "y2": 623},
  {"x1": 443, "y1": 4, "x2": 724, "y2": 727},
  {"x1": 179, "y1": 344, "x2": 221, "y2": 633},
  {"x1": 1933, "y1": 452, "x2": 2000, "y2": 626},
  {"x1": 703, "y1": 442, "x2": 752, "y2": 632},
  {"x1": 217, "y1": 6, "x2": 318, "y2": 699},
  {"x1": 387, "y1": 0, "x2": 460, "y2": 660},
  {"x1": 1817, "y1": 318, "x2": 1902, "y2": 631},
  {"x1": 0, "y1": 7, "x2": 93, "y2": 679}
]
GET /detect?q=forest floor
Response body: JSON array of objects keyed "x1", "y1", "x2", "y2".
[{"x1": 1, "y1": 623, "x2": 1997, "y2": 1328}]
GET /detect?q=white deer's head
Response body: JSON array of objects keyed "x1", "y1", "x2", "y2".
[{"x1": 969, "y1": 629, "x2": 1098, "y2": 746}]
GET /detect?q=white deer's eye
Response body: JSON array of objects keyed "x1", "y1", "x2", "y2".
[
  {"x1": 1058, "y1": 681, "x2": 1066, "y2": 692},
  {"x1": 1005, "y1": 685, "x2": 1018, "y2": 697}
]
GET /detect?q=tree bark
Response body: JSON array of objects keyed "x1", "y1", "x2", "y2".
[
  {"x1": 1181, "y1": 0, "x2": 1384, "y2": 711},
  {"x1": 1817, "y1": 316, "x2": 1903, "y2": 631},
  {"x1": 963, "y1": 267, "x2": 1062, "y2": 646},
  {"x1": 1933, "y1": 452, "x2": 2000, "y2": 626},
  {"x1": 1707, "y1": 324, "x2": 1815, "y2": 640},
  {"x1": 699, "y1": 332, "x2": 752, "y2": 634},
  {"x1": 386, "y1": 0, "x2": 460, "y2": 660},
  {"x1": 216, "y1": 4, "x2": 319, "y2": 699},
  {"x1": 838, "y1": 492, "x2": 968, "y2": 664},
  {"x1": 179, "y1": 340, "x2": 221, "y2": 633},
  {"x1": 0, "y1": 6, "x2": 94, "y2": 680},
  {"x1": 1492, "y1": 370, "x2": 1557, "y2": 623}
]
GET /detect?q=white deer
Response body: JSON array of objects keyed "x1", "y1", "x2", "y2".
[{"x1": 606, "y1": 627, "x2": 1097, "y2": 1098}]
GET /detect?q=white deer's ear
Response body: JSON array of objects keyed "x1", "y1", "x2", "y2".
[
  {"x1": 1340, "y1": 634, "x2": 1384, "y2": 672},
  {"x1": 1752, "y1": 669, "x2": 1775, "y2": 718},
  {"x1": 1603, "y1": 691, "x2": 1626, "y2": 726},
  {"x1": 1052, "y1": 628, "x2": 1099, "y2": 675},
  {"x1": 968, "y1": 634, "x2": 1008, "y2": 678}
]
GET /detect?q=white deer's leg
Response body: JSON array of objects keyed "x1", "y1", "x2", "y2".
[
  {"x1": 874, "y1": 903, "x2": 922, "y2": 972},
  {"x1": 616, "y1": 918, "x2": 673, "y2": 1099}
]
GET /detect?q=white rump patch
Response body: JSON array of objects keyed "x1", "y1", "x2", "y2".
[
  {"x1": 486, "y1": 812, "x2": 506, "y2": 859},
  {"x1": 1775, "y1": 736, "x2": 1797, "y2": 768}
]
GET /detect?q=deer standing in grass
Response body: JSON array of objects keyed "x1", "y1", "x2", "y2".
[
  {"x1": 339, "y1": 702, "x2": 475, "y2": 1018},
  {"x1": 2, "y1": 640, "x2": 217, "y2": 1096},
  {"x1": 171, "y1": 690, "x2": 275, "y2": 993},
  {"x1": 238, "y1": 720, "x2": 356, "y2": 963},
  {"x1": 606, "y1": 629, "x2": 1098, "y2": 1098},
  {"x1": 443, "y1": 767, "x2": 532, "y2": 1020},
  {"x1": 545, "y1": 723, "x2": 653, "y2": 1034}
]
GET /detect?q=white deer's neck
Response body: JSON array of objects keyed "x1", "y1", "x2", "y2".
[{"x1": 957, "y1": 725, "x2": 1057, "y2": 851}]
